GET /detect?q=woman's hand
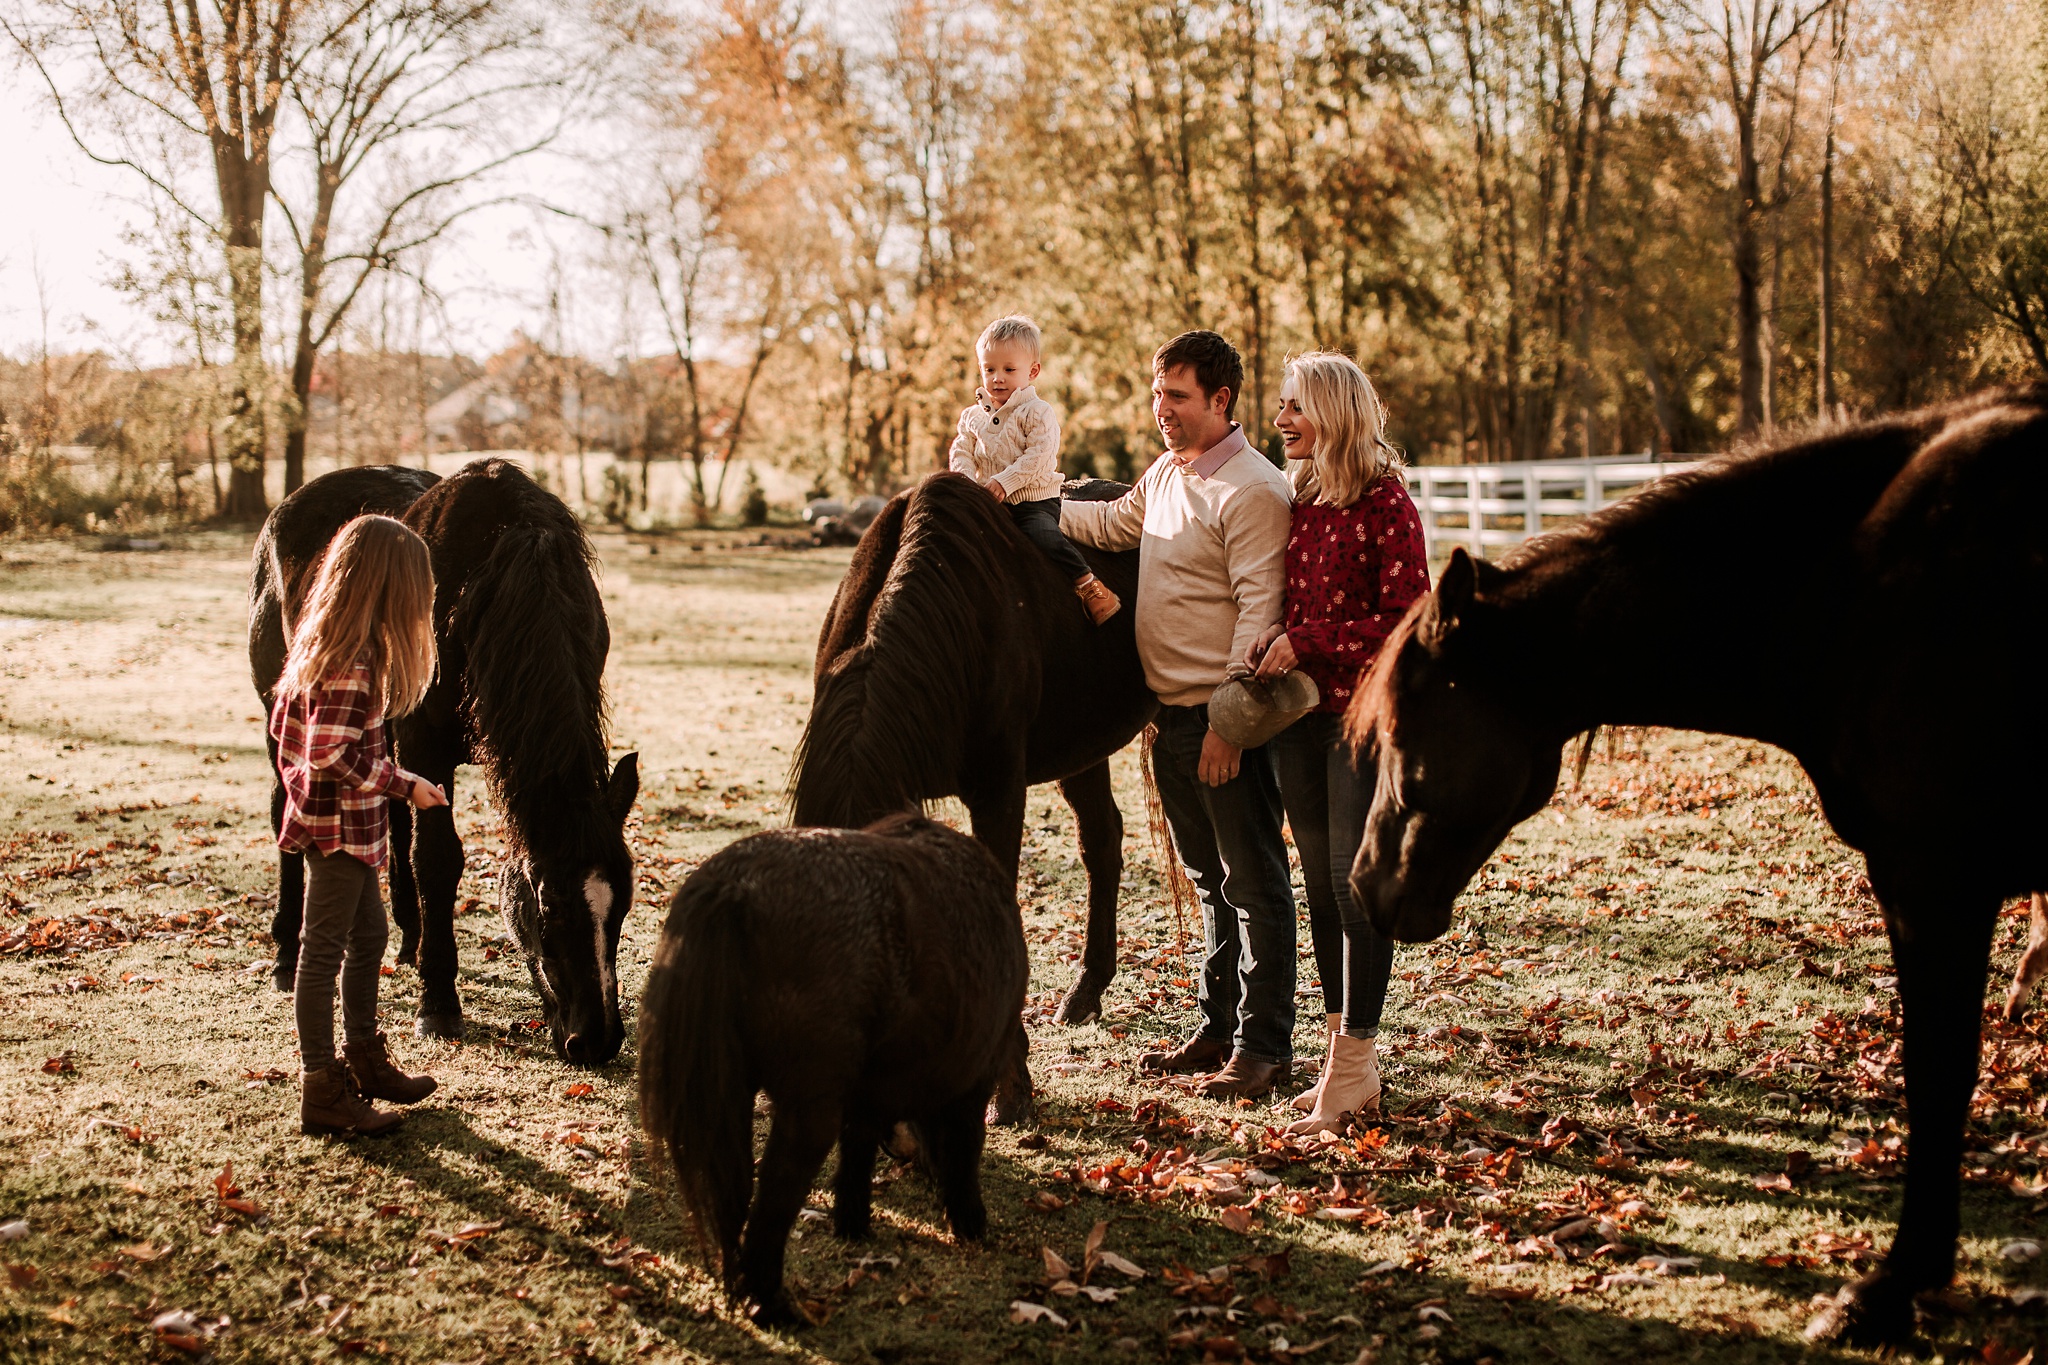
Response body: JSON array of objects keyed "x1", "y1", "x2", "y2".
[
  {"x1": 1255, "y1": 631, "x2": 1299, "y2": 680},
  {"x1": 986, "y1": 478, "x2": 1007, "y2": 500},
  {"x1": 409, "y1": 776, "x2": 449, "y2": 810},
  {"x1": 1245, "y1": 623, "x2": 1285, "y2": 671}
]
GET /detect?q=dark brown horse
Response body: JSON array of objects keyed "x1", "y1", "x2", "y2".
[
  {"x1": 252, "y1": 460, "x2": 638, "y2": 1063},
  {"x1": 1348, "y1": 387, "x2": 2048, "y2": 1347},
  {"x1": 638, "y1": 815, "x2": 1027, "y2": 1326},
  {"x1": 789, "y1": 472, "x2": 1155, "y2": 1121}
]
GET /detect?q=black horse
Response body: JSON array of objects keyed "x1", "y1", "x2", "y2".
[
  {"x1": 1348, "y1": 387, "x2": 2048, "y2": 1348},
  {"x1": 251, "y1": 459, "x2": 639, "y2": 1063},
  {"x1": 789, "y1": 472, "x2": 1155, "y2": 1118},
  {"x1": 639, "y1": 815, "x2": 1027, "y2": 1327}
]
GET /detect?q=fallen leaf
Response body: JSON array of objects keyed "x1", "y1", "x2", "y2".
[
  {"x1": 40, "y1": 1057, "x2": 75, "y2": 1075},
  {"x1": 1042, "y1": 1246, "x2": 1072, "y2": 1282},
  {"x1": 119, "y1": 1241, "x2": 169, "y2": 1262},
  {"x1": 1009, "y1": 1300, "x2": 1069, "y2": 1328},
  {"x1": 0, "y1": 1220, "x2": 26, "y2": 1241},
  {"x1": 1218, "y1": 1206, "x2": 1256, "y2": 1234},
  {"x1": 563, "y1": 1083, "x2": 594, "y2": 1100},
  {"x1": 6, "y1": 1264, "x2": 36, "y2": 1288},
  {"x1": 1469, "y1": 1284, "x2": 1538, "y2": 1301},
  {"x1": 1097, "y1": 1250, "x2": 1147, "y2": 1279}
]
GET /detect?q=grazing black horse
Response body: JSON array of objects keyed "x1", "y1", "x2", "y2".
[
  {"x1": 1347, "y1": 387, "x2": 2048, "y2": 1348},
  {"x1": 251, "y1": 459, "x2": 639, "y2": 1063},
  {"x1": 639, "y1": 815, "x2": 1027, "y2": 1327},
  {"x1": 789, "y1": 472, "x2": 1155, "y2": 1120}
]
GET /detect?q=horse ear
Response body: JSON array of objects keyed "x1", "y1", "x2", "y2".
[
  {"x1": 607, "y1": 753, "x2": 640, "y2": 825},
  {"x1": 1430, "y1": 548, "x2": 1478, "y2": 638}
]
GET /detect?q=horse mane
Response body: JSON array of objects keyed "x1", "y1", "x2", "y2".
[
  {"x1": 789, "y1": 473, "x2": 1029, "y2": 827},
  {"x1": 448, "y1": 462, "x2": 612, "y2": 856}
]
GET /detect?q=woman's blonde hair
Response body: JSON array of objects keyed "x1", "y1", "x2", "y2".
[
  {"x1": 1282, "y1": 352, "x2": 1403, "y2": 508},
  {"x1": 277, "y1": 514, "x2": 437, "y2": 716}
]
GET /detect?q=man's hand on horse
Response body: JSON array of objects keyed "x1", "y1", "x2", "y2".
[
  {"x1": 1253, "y1": 631, "x2": 1298, "y2": 680},
  {"x1": 1199, "y1": 728, "x2": 1242, "y2": 786}
]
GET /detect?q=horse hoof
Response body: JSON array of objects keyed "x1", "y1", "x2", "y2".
[
  {"x1": 746, "y1": 1292, "x2": 803, "y2": 1330},
  {"x1": 1803, "y1": 1275, "x2": 1917, "y2": 1347},
  {"x1": 415, "y1": 1012, "x2": 464, "y2": 1042},
  {"x1": 1052, "y1": 981, "x2": 1103, "y2": 1027},
  {"x1": 271, "y1": 963, "x2": 296, "y2": 993}
]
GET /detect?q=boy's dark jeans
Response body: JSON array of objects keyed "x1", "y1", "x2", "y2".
[
  {"x1": 1008, "y1": 497, "x2": 1094, "y2": 582},
  {"x1": 1272, "y1": 711, "x2": 1394, "y2": 1038},
  {"x1": 1151, "y1": 702, "x2": 1297, "y2": 1066}
]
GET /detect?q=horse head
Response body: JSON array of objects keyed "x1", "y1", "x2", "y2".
[
  {"x1": 1347, "y1": 550, "x2": 1564, "y2": 942},
  {"x1": 500, "y1": 753, "x2": 640, "y2": 1065}
]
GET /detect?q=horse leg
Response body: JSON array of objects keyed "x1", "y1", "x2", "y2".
[
  {"x1": 832, "y1": 1114, "x2": 881, "y2": 1240},
  {"x1": 408, "y1": 762, "x2": 465, "y2": 1040},
  {"x1": 735, "y1": 1096, "x2": 840, "y2": 1327},
  {"x1": 387, "y1": 798, "x2": 421, "y2": 969},
  {"x1": 1053, "y1": 760, "x2": 1122, "y2": 1026},
  {"x1": 963, "y1": 778, "x2": 1035, "y2": 1128},
  {"x1": 268, "y1": 759, "x2": 304, "y2": 992},
  {"x1": 1809, "y1": 883, "x2": 1998, "y2": 1347},
  {"x1": 921, "y1": 1089, "x2": 992, "y2": 1242},
  {"x1": 2003, "y1": 892, "x2": 2048, "y2": 1022}
]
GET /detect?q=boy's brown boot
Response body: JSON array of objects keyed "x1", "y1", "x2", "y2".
[
  {"x1": 300, "y1": 1061, "x2": 403, "y2": 1137},
  {"x1": 1076, "y1": 575, "x2": 1122, "y2": 625},
  {"x1": 344, "y1": 1032, "x2": 438, "y2": 1105}
]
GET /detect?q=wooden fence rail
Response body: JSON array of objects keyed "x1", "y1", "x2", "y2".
[{"x1": 1402, "y1": 455, "x2": 1705, "y2": 561}]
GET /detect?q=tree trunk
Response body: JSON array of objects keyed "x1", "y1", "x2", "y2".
[
  {"x1": 1733, "y1": 120, "x2": 1766, "y2": 435},
  {"x1": 221, "y1": 238, "x2": 269, "y2": 518},
  {"x1": 1817, "y1": 117, "x2": 1837, "y2": 415}
]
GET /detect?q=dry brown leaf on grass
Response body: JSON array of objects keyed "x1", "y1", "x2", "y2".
[
  {"x1": 5, "y1": 1263, "x2": 36, "y2": 1288},
  {"x1": 1218, "y1": 1205, "x2": 1257, "y2": 1234},
  {"x1": 1009, "y1": 1300, "x2": 1069, "y2": 1328}
]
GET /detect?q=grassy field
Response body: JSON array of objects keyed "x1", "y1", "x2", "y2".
[{"x1": 1, "y1": 529, "x2": 2045, "y2": 1364}]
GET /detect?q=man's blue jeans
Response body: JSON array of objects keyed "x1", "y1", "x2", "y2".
[{"x1": 1151, "y1": 702, "x2": 1297, "y2": 1066}]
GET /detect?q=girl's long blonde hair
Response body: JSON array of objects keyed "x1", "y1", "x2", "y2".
[
  {"x1": 277, "y1": 514, "x2": 437, "y2": 716},
  {"x1": 1283, "y1": 352, "x2": 1403, "y2": 508}
]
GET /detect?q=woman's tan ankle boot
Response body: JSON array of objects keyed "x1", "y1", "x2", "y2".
[
  {"x1": 1289, "y1": 1014, "x2": 1342, "y2": 1112},
  {"x1": 1285, "y1": 1033, "x2": 1381, "y2": 1137},
  {"x1": 301, "y1": 1061, "x2": 403, "y2": 1137}
]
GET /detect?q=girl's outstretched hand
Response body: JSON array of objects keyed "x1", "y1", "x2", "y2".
[{"x1": 409, "y1": 777, "x2": 449, "y2": 809}]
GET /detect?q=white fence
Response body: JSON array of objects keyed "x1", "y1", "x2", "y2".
[{"x1": 1402, "y1": 455, "x2": 1703, "y2": 561}]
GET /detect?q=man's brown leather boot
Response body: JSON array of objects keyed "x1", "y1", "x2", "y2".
[
  {"x1": 1139, "y1": 1033, "x2": 1229, "y2": 1075},
  {"x1": 1195, "y1": 1053, "x2": 1286, "y2": 1100}
]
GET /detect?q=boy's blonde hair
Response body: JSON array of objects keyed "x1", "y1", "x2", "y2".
[
  {"x1": 977, "y1": 314, "x2": 1042, "y2": 357},
  {"x1": 1284, "y1": 352, "x2": 1404, "y2": 508},
  {"x1": 277, "y1": 514, "x2": 438, "y2": 716}
]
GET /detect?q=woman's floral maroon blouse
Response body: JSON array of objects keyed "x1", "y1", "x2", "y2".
[{"x1": 1281, "y1": 475, "x2": 1431, "y2": 714}]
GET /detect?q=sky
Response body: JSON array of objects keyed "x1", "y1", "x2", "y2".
[{"x1": 0, "y1": 77, "x2": 606, "y2": 367}]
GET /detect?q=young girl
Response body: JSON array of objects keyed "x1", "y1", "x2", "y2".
[
  {"x1": 271, "y1": 514, "x2": 447, "y2": 1136},
  {"x1": 1247, "y1": 353, "x2": 1429, "y2": 1136}
]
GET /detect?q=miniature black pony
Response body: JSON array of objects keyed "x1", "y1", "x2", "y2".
[
  {"x1": 251, "y1": 459, "x2": 638, "y2": 1063},
  {"x1": 1348, "y1": 387, "x2": 2048, "y2": 1348},
  {"x1": 639, "y1": 815, "x2": 1027, "y2": 1327},
  {"x1": 789, "y1": 472, "x2": 1154, "y2": 1120}
]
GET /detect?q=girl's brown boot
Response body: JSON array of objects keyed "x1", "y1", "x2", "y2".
[
  {"x1": 300, "y1": 1062, "x2": 403, "y2": 1137},
  {"x1": 344, "y1": 1032, "x2": 438, "y2": 1105}
]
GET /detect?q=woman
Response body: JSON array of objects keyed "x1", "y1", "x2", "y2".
[{"x1": 1246, "y1": 352, "x2": 1429, "y2": 1136}]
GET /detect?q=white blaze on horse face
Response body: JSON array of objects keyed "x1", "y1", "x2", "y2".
[{"x1": 584, "y1": 873, "x2": 614, "y2": 1004}]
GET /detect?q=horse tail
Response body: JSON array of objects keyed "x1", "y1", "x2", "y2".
[
  {"x1": 1140, "y1": 724, "x2": 1196, "y2": 956},
  {"x1": 638, "y1": 873, "x2": 753, "y2": 1274},
  {"x1": 457, "y1": 511, "x2": 609, "y2": 819},
  {"x1": 789, "y1": 474, "x2": 1009, "y2": 827}
]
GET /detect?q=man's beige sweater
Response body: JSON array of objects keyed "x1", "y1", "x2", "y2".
[{"x1": 1061, "y1": 426, "x2": 1292, "y2": 707}]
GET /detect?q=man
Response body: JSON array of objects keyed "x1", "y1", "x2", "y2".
[{"x1": 1061, "y1": 330, "x2": 1298, "y2": 1098}]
